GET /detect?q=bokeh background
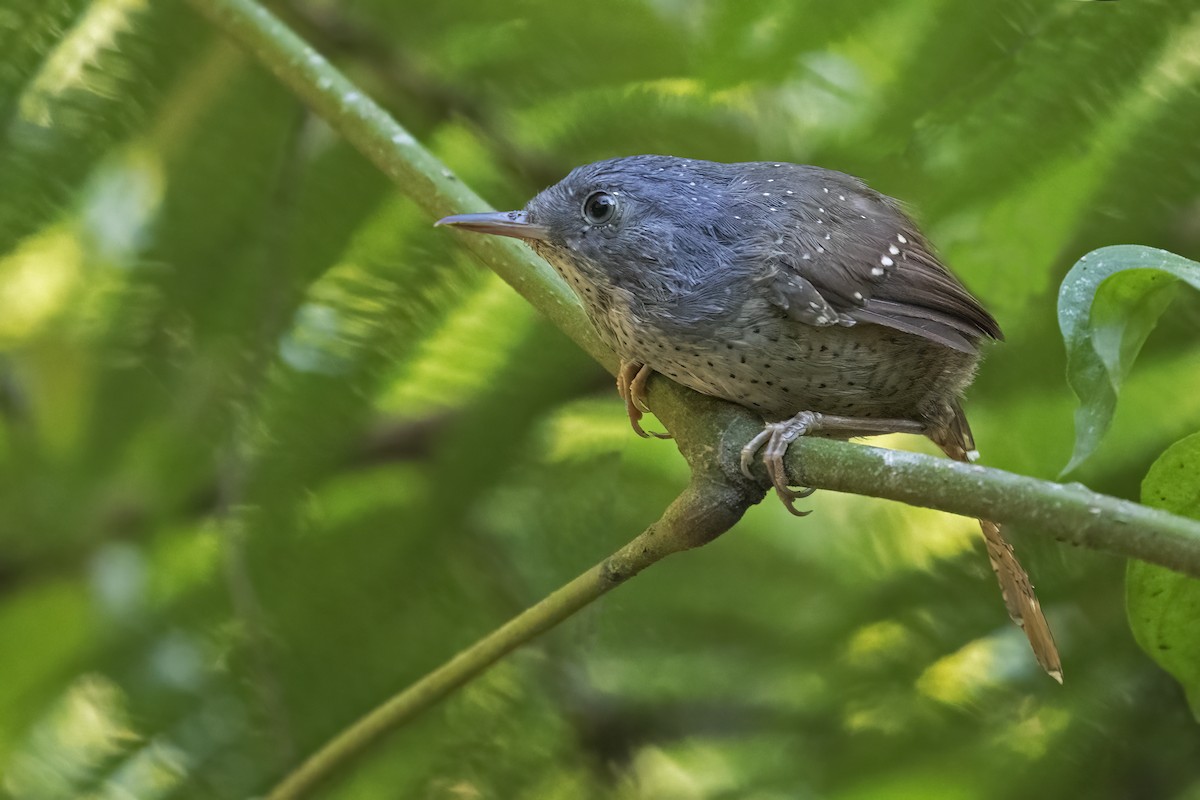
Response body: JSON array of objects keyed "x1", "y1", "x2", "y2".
[{"x1": 3, "y1": 0, "x2": 1200, "y2": 797}]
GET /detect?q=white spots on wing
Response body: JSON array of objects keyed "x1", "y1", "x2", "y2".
[
  {"x1": 767, "y1": 178, "x2": 774, "y2": 182},
  {"x1": 689, "y1": 182, "x2": 696, "y2": 186},
  {"x1": 816, "y1": 245, "x2": 825, "y2": 253},
  {"x1": 897, "y1": 233, "x2": 908, "y2": 244},
  {"x1": 801, "y1": 253, "x2": 811, "y2": 260},
  {"x1": 774, "y1": 163, "x2": 782, "y2": 167},
  {"x1": 763, "y1": 192, "x2": 771, "y2": 196},
  {"x1": 871, "y1": 267, "x2": 885, "y2": 276},
  {"x1": 816, "y1": 219, "x2": 823, "y2": 224},
  {"x1": 809, "y1": 301, "x2": 820, "y2": 309},
  {"x1": 853, "y1": 291, "x2": 863, "y2": 300},
  {"x1": 823, "y1": 187, "x2": 829, "y2": 193},
  {"x1": 881, "y1": 255, "x2": 894, "y2": 267},
  {"x1": 824, "y1": 233, "x2": 831, "y2": 240},
  {"x1": 733, "y1": 215, "x2": 742, "y2": 220},
  {"x1": 838, "y1": 195, "x2": 845, "y2": 201},
  {"x1": 818, "y1": 208, "x2": 825, "y2": 213},
  {"x1": 816, "y1": 316, "x2": 829, "y2": 324},
  {"x1": 769, "y1": 207, "x2": 777, "y2": 211},
  {"x1": 786, "y1": 190, "x2": 794, "y2": 195},
  {"x1": 888, "y1": 244, "x2": 900, "y2": 255}
]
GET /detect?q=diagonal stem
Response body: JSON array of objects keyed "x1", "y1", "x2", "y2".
[
  {"x1": 265, "y1": 476, "x2": 755, "y2": 800},
  {"x1": 186, "y1": 0, "x2": 612, "y2": 369}
]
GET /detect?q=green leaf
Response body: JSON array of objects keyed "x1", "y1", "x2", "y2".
[
  {"x1": 1057, "y1": 245, "x2": 1200, "y2": 474},
  {"x1": 1127, "y1": 432, "x2": 1200, "y2": 718}
]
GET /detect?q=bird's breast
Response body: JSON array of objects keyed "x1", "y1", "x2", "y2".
[{"x1": 586, "y1": 293, "x2": 977, "y2": 424}]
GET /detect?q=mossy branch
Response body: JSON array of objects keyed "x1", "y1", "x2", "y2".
[{"x1": 185, "y1": 0, "x2": 1200, "y2": 796}]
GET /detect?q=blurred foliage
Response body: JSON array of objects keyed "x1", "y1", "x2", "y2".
[{"x1": 1, "y1": 0, "x2": 1200, "y2": 798}]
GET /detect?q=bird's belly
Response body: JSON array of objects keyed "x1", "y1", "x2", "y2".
[{"x1": 617, "y1": 316, "x2": 977, "y2": 423}]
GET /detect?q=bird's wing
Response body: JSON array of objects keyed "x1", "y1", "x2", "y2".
[{"x1": 757, "y1": 173, "x2": 1001, "y2": 354}]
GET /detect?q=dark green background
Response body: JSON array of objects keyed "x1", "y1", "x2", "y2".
[{"x1": 2, "y1": 0, "x2": 1199, "y2": 797}]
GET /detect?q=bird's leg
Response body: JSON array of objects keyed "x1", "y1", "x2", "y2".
[
  {"x1": 740, "y1": 412, "x2": 927, "y2": 515},
  {"x1": 616, "y1": 361, "x2": 671, "y2": 439}
]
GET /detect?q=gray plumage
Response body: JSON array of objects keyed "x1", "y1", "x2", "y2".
[
  {"x1": 436, "y1": 154, "x2": 1062, "y2": 682},
  {"x1": 523, "y1": 155, "x2": 998, "y2": 428}
]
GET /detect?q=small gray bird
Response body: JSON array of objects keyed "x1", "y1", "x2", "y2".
[{"x1": 437, "y1": 155, "x2": 1061, "y2": 682}]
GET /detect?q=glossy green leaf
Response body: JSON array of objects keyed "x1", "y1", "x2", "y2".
[
  {"x1": 1057, "y1": 245, "x2": 1200, "y2": 474},
  {"x1": 1127, "y1": 432, "x2": 1200, "y2": 718}
]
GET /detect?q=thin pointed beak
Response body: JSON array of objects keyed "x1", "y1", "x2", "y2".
[{"x1": 434, "y1": 210, "x2": 549, "y2": 241}]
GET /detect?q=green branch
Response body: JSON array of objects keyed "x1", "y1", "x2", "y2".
[
  {"x1": 185, "y1": 0, "x2": 610, "y2": 369},
  {"x1": 266, "y1": 471, "x2": 757, "y2": 800},
  {"x1": 185, "y1": 0, "x2": 1200, "y2": 795}
]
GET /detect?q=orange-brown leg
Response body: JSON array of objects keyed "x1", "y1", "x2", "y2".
[{"x1": 616, "y1": 361, "x2": 670, "y2": 439}]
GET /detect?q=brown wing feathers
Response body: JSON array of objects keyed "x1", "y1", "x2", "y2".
[
  {"x1": 767, "y1": 170, "x2": 1002, "y2": 351},
  {"x1": 861, "y1": 240, "x2": 1003, "y2": 345}
]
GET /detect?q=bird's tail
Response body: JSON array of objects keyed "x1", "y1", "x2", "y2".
[{"x1": 932, "y1": 403, "x2": 1063, "y2": 683}]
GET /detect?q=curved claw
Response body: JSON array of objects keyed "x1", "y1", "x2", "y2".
[
  {"x1": 628, "y1": 415, "x2": 652, "y2": 439},
  {"x1": 630, "y1": 416, "x2": 672, "y2": 440},
  {"x1": 778, "y1": 491, "x2": 814, "y2": 517},
  {"x1": 629, "y1": 362, "x2": 656, "y2": 415},
  {"x1": 740, "y1": 427, "x2": 773, "y2": 479},
  {"x1": 740, "y1": 414, "x2": 821, "y2": 514},
  {"x1": 773, "y1": 475, "x2": 817, "y2": 516},
  {"x1": 617, "y1": 360, "x2": 671, "y2": 439},
  {"x1": 766, "y1": 446, "x2": 816, "y2": 515}
]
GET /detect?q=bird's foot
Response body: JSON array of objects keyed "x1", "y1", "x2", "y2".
[
  {"x1": 740, "y1": 412, "x2": 928, "y2": 515},
  {"x1": 616, "y1": 361, "x2": 671, "y2": 439},
  {"x1": 740, "y1": 411, "x2": 823, "y2": 516}
]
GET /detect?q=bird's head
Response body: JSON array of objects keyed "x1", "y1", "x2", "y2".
[{"x1": 436, "y1": 156, "x2": 749, "y2": 298}]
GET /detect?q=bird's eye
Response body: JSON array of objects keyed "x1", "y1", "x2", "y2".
[{"x1": 582, "y1": 191, "x2": 617, "y2": 225}]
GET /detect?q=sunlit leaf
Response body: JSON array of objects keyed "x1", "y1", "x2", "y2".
[{"x1": 1057, "y1": 245, "x2": 1200, "y2": 473}]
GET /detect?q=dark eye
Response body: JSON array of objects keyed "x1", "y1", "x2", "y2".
[{"x1": 582, "y1": 191, "x2": 617, "y2": 225}]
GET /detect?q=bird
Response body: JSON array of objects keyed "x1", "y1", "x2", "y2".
[{"x1": 436, "y1": 155, "x2": 1061, "y2": 682}]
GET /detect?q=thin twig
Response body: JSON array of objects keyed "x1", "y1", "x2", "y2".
[
  {"x1": 266, "y1": 474, "x2": 756, "y2": 799},
  {"x1": 186, "y1": 0, "x2": 608, "y2": 368}
]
